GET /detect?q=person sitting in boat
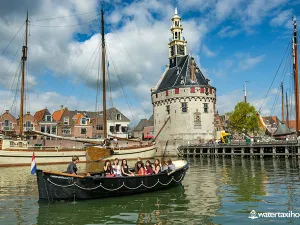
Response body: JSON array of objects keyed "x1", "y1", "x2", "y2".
[
  {"x1": 112, "y1": 158, "x2": 121, "y2": 177},
  {"x1": 134, "y1": 157, "x2": 143, "y2": 173},
  {"x1": 145, "y1": 160, "x2": 154, "y2": 175},
  {"x1": 121, "y1": 159, "x2": 135, "y2": 176},
  {"x1": 137, "y1": 161, "x2": 146, "y2": 176},
  {"x1": 160, "y1": 158, "x2": 169, "y2": 173},
  {"x1": 66, "y1": 155, "x2": 79, "y2": 175},
  {"x1": 104, "y1": 160, "x2": 115, "y2": 177},
  {"x1": 167, "y1": 158, "x2": 175, "y2": 171},
  {"x1": 154, "y1": 159, "x2": 161, "y2": 174}
]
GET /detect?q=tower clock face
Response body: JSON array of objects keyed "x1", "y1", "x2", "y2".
[
  {"x1": 178, "y1": 45, "x2": 185, "y2": 55},
  {"x1": 171, "y1": 45, "x2": 175, "y2": 56}
]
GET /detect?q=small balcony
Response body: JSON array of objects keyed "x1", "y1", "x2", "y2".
[
  {"x1": 24, "y1": 127, "x2": 35, "y2": 132},
  {"x1": 3, "y1": 126, "x2": 13, "y2": 131}
]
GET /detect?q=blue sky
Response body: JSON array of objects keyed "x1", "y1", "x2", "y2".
[{"x1": 0, "y1": 0, "x2": 300, "y2": 125}]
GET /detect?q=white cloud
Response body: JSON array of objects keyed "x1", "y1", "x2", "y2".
[
  {"x1": 202, "y1": 44, "x2": 216, "y2": 57},
  {"x1": 235, "y1": 53, "x2": 265, "y2": 70},
  {"x1": 270, "y1": 9, "x2": 292, "y2": 27},
  {"x1": 218, "y1": 26, "x2": 240, "y2": 37},
  {"x1": 244, "y1": 0, "x2": 288, "y2": 26}
]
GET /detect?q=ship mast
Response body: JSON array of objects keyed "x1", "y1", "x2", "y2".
[
  {"x1": 286, "y1": 91, "x2": 289, "y2": 128},
  {"x1": 293, "y1": 15, "x2": 300, "y2": 135},
  {"x1": 101, "y1": 6, "x2": 107, "y2": 139},
  {"x1": 19, "y1": 11, "x2": 29, "y2": 137},
  {"x1": 281, "y1": 82, "x2": 284, "y2": 122}
]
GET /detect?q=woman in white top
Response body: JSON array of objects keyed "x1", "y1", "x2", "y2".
[{"x1": 112, "y1": 158, "x2": 121, "y2": 176}]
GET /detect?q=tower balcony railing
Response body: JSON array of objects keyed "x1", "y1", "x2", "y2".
[{"x1": 169, "y1": 36, "x2": 186, "y2": 42}]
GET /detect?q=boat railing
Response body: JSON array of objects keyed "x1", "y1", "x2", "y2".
[{"x1": 28, "y1": 146, "x2": 84, "y2": 151}]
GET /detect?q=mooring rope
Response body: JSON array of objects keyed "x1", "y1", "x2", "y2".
[{"x1": 46, "y1": 173, "x2": 185, "y2": 191}]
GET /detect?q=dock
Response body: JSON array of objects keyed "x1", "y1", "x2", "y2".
[{"x1": 178, "y1": 141, "x2": 300, "y2": 158}]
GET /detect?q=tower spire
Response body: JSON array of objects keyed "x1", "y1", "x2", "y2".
[{"x1": 168, "y1": 7, "x2": 187, "y2": 68}]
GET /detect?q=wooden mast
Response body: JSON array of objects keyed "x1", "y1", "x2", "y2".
[
  {"x1": 293, "y1": 15, "x2": 300, "y2": 135},
  {"x1": 281, "y1": 82, "x2": 284, "y2": 122},
  {"x1": 286, "y1": 91, "x2": 289, "y2": 128},
  {"x1": 101, "y1": 6, "x2": 107, "y2": 139},
  {"x1": 19, "y1": 11, "x2": 29, "y2": 137}
]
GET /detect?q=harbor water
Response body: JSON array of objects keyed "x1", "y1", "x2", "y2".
[{"x1": 1, "y1": 157, "x2": 300, "y2": 224}]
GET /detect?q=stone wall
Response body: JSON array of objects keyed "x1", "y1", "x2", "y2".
[{"x1": 152, "y1": 86, "x2": 216, "y2": 155}]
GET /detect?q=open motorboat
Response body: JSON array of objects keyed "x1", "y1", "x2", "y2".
[{"x1": 36, "y1": 159, "x2": 188, "y2": 201}]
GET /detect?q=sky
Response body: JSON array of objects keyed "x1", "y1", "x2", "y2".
[{"x1": 0, "y1": 0, "x2": 300, "y2": 126}]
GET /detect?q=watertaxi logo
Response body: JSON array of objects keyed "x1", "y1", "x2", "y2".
[{"x1": 249, "y1": 210, "x2": 258, "y2": 220}]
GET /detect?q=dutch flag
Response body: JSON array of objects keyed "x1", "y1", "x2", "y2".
[{"x1": 31, "y1": 152, "x2": 36, "y2": 175}]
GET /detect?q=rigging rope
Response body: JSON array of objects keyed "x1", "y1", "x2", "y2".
[
  {"x1": 270, "y1": 50, "x2": 292, "y2": 115},
  {"x1": 259, "y1": 41, "x2": 291, "y2": 113},
  {"x1": 0, "y1": 43, "x2": 23, "y2": 115},
  {"x1": 33, "y1": 11, "x2": 99, "y2": 22},
  {"x1": 105, "y1": 43, "x2": 135, "y2": 122},
  {"x1": 105, "y1": 18, "x2": 151, "y2": 90},
  {"x1": 75, "y1": 49, "x2": 98, "y2": 110},
  {"x1": 30, "y1": 18, "x2": 98, "y2": 28},
  {"x1": 63, "y1": 40, "x2": 101, "y2": 106},
  {"x1": 1, "y1": 22, "x2": 25, "y2": 56}
]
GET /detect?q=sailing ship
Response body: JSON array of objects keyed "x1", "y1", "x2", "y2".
[{"x1": 0, "y1": 8, "x2": 160, "y2": 166}]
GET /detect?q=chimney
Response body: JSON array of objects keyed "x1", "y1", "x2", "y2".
[
  {"x1": 190, "y1": 57, "x2": 195, "y2": 82},
  {"x1": 5, "y1": 110, "x2": 9, "y2": 113},
  {"x1": 27, "y1": 111, "x2": 30, "y2": 115}
]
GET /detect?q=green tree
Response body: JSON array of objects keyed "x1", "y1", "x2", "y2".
[{"x1": 228, "y1": 102, "x2": 261, "y2": 135}]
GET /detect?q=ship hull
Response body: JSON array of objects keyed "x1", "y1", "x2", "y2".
[{"x1": 0, "y1": 150, "x2": 87, "y2": 167}]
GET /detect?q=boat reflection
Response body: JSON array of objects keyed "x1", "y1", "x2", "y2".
[{"x1": 37, "y1": 185, "x2": 189, "y2": 224}]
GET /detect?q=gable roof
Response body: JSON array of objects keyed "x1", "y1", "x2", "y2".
[
  {"x1": 147, "y1": 115, "x2": 154, "y2": 126},
  {"x1": 52, "y1": 108, "x2": 67, "y2": 122},
  {"x1": 262, "y1": 116, "x2": 280, "y2": 125},
  {"x1": 134, "y1": 119, "x2": 149, "y2": 131},
  {"x1": 155, "y1": 55, "x2": 210, "y2": 93},
  {"x1": 66, "y1": 107, "x2": 130, "y2": 122},
  {"x1": 273, "y1": 122, "x2": 293, "y2": 136},
  {"x1": 34, "y1": 109, "x2": 47, "y2": 121}
]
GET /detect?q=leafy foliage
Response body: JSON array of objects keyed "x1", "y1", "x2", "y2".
[{"x1": 228, "y1": 102, "x2": 261, "y2": 135}]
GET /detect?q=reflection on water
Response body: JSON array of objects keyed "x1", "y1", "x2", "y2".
[{"x1": 1, "y1": 158, "x2": 300, "y2": 224}]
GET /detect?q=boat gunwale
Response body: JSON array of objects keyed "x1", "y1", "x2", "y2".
[{"x1": 38, "y1": 160, "x2": 188, "y2": 180}]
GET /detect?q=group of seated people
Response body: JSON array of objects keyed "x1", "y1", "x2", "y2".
[{"x1": 103, "y1": 157, "x2": 176, "y2": 177}]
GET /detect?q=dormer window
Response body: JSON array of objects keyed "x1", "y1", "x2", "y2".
[
  {"x1": 81, "y1": 118, "x2": 86, "y2": 125},
  {"x1": 45, "y1": 115, "x2": 52, "y2": 122},
  {"x1": 63, "y1": 117, "x2": 69, "y2": 125},
  {"x1": 116, "y1": 113, "x2": 121, "y2": 120}
]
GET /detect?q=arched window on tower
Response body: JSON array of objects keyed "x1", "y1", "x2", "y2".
[
  {"x1": 178, "y1": 32, "x2": 181, "y2": 40},
  {"x1": 175, "y1": 21, "x2": 179, "y2": 27},
  {"x1": 175, "y1": 32, "x2": 178, "y2": 39}
]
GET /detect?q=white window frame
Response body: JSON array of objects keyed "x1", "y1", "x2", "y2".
[
  {"x1": 63, "y1": 117, "x2": 69, "y2": 125},
  {"x1": 62, "y1": 127, "x2": 71, "y2": 135}
]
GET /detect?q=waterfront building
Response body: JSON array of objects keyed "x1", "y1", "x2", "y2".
[
  {"x1": 134, "y1": 115, "x2": 154, "y2": 140},
  {"x1": 34, "y1": 108, "x2": 58, "y2": 140},
  {"x1": 0, "y1": 110, "x2": 18, "y2": 136},
  {"x1": 133, "y1": 119, "x2": 149, "y2": 139},
  {"x1": 151, "y1": 8, "x2": 216, "y2": 155},
  {"x1": 52, "y1": 106, "x2": 129, "y2": 139}
]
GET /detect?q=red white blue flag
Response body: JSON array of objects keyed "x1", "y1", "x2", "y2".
[{"x1": 31, "y1": 152, "x2": 36, "y2": 175}]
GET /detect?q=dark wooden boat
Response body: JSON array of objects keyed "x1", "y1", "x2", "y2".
[{"x1": 36, "y1": 160, "x2": 189, "y2": 201}]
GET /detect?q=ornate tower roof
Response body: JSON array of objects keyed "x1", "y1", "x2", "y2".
[{"x1": 153, "y1": 8, "x2": 212, "y2": 93}]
